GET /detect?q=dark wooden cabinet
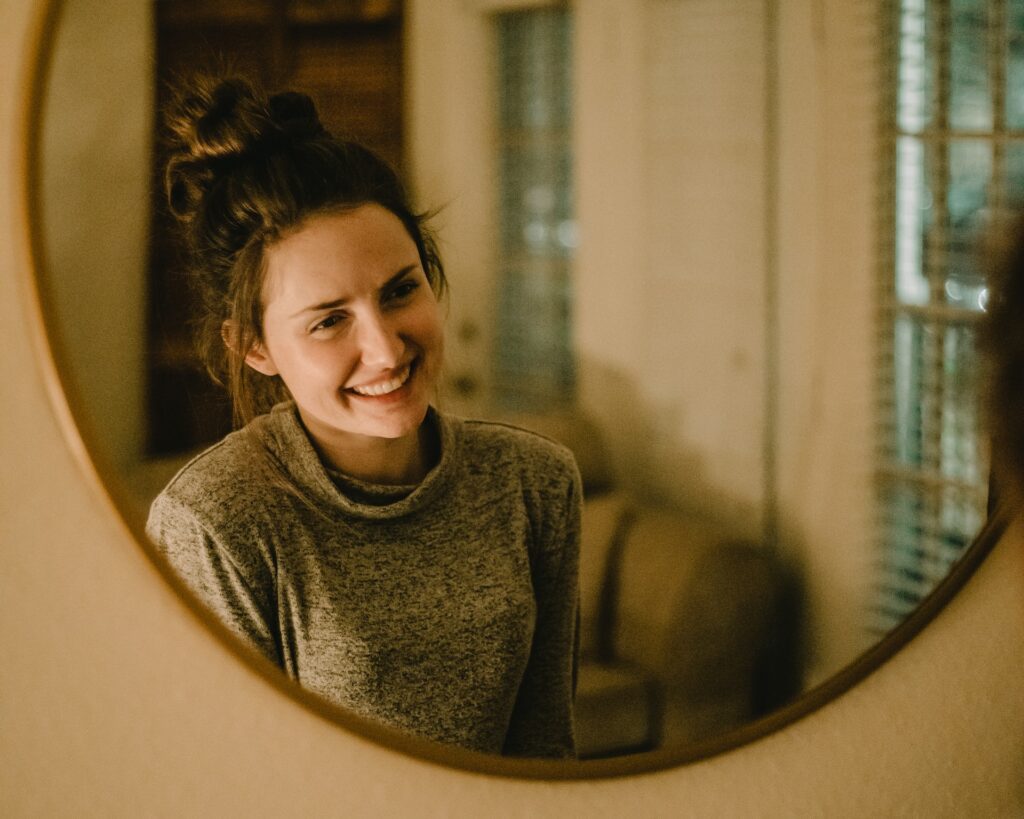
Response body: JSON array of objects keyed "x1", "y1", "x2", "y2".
[{"x1": 147, "y1": 0, "x2": 405, "y2": 455}]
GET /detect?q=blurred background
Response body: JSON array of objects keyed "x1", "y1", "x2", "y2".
[{"x1": 34, "y1": 0, "x2": 1009, "y2": 758}]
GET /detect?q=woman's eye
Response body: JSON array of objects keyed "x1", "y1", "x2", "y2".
[
  {"x1": 388, "y1": 280, "x2": 419, "y2": 302},
  {"x1": 311, "y1": 314, "x2": 345, "y2": 333}
]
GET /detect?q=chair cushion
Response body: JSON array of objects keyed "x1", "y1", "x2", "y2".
[
  {"x1": 612, "y1": 509, "x2": 724, "y2": 674},
  {"x1": 575, "y1": 661, "x2": 657, "y2": 758},
  {"x1": 578, "y1": 490, "x2": 632, "y2": 658}
]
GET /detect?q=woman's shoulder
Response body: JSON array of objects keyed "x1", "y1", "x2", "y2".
[
  {"x1": 150, "y1": 414, "x2": 284, "y2": 525},
  {"x1": 158, "y1": 432, "x2": 248, "y2": 493},
  {"x1": 455, "y1": 415, "x2": 580, "y2": 487},
  {"x1": 145, "y1": 421, "x2": 287, "y2": 598}
]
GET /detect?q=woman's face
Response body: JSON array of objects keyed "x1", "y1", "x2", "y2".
[{"x1": 246, "y1": 203, "x2": 444, "y2": 452}]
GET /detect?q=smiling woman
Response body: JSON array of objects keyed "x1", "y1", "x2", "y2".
[{"x1": 142, "y1": 73, "x2": 582, "y2": 758}]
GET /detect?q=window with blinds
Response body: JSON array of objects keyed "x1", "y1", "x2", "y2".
[
  {"x1": 492, "y1": 7, "x2": 576, "y2": 412},
  {"x1": 874, "y1": 0, "x2": 1024, "y2": 632}
]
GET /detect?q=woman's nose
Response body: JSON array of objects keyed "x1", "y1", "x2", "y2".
[{"x1": 356, "y1": 312, "x2": 403, "y2": 369}]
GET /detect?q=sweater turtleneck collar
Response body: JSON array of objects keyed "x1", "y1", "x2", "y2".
[{"x1": 254, "y1": 401, "x2": 458, "y2": 521}]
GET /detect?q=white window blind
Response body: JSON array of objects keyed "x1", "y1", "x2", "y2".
[
  {"x1": 492, "y1": 7, "x2": 576, "y2": 412},
  {"x1": 874, "y1": 0, "x2": 1023, "y2": 632}
]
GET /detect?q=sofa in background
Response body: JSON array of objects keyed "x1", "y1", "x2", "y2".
[{"x1": 498, "y1": 410, "x2": 804, "y2": 759}]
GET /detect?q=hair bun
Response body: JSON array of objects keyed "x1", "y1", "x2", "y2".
[
  {"x1": 163, "y1": 77, "x2": 326, "y2": 222},
  {"x1": 167, "y1": 76, "x2": 269, "y2": 163},
  {"x1": 268, "y1": 91, "x2": 327, "y2": 141}
]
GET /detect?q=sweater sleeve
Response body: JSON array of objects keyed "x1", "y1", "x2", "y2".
[
  {"x1": 146, "y1": 491, "x2": 281, "y2": 667},
  {"x1": 502, "y1": 464, "x2": 582, "y2": 759}
]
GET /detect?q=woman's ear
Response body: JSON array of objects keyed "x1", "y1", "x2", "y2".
[
  {"x1": 244, "y1": 343, "x2": 279, "y2": 377},
  {"x1": 222, "y1": 320, "x2": 279, "y2": 376}
]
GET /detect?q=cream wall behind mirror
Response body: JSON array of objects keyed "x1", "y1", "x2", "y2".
[
  {"x1": 6, "y1": 0, "x2": 1024, "y2": 813},
  {"x1": 23, "y1": 0, "x2": 1007, "y2": 777}
]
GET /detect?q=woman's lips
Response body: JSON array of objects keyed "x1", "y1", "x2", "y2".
[{"x1": 346, "y1": 361, "x2": 415, "y2": 398}]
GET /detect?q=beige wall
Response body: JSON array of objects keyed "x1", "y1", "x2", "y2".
[
  {"x1": 577, "y1": 0, "x2": 769, "y2": 528},
  {"x1": 5, "y1": 1, "x2": 1024, "y2": 815},
  {"x1": 772, "y1": 2, "x2": 878, "y2": 681}
]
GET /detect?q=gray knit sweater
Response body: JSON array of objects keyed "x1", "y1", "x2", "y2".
[{"x1": 146, "y1": 402, "x2": 581, "y2": 758}]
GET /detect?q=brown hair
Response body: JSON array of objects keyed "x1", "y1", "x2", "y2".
[{"x1": 163, "y1": 75, "x2": 446, "y2": 427}]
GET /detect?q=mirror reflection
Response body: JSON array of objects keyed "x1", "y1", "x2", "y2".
[{"x1": 36, "y1": 0, "x2": 1001, "y2": 761}]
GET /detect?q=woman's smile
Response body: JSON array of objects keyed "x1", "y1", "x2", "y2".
[{"x1": 346, "y1": 360, "x2": 414, "y2": 398}]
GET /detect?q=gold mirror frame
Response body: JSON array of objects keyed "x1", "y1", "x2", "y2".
[{"x1": 15, "y1": 0, "x2": 1007, "y2": 780}]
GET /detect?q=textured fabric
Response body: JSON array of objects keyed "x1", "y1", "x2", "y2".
[{"x1": 146, "y1": 402, "x2": 581, "y2": 758}]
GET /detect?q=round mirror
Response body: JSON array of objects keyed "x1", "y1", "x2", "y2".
[{"x1": 25, "y1": 0, "x2": 1007, "y2": 776}]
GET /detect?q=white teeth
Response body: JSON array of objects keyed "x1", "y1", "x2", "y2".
[{"x1": 350, "y1": 365, "x2": 411, "y2": 397}]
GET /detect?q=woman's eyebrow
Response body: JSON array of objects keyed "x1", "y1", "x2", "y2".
[
  {"x1": 378, "y1": 264, "x2": 420, "y2": 293},
  {"x1": 291, "y1": 264, "x2": 420, "y2": 318}
]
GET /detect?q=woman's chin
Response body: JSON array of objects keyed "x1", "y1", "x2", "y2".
[
  {"x1": 363, "y1": 415, "x2": 428, "y2": 441},
  {"x1": 345, "y1": 399, "x2": 431, "y2": 441}
]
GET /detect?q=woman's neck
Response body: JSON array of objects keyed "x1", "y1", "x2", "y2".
[{"x1": 302, "y1": 413, "x2": 438, "y2": 485}]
